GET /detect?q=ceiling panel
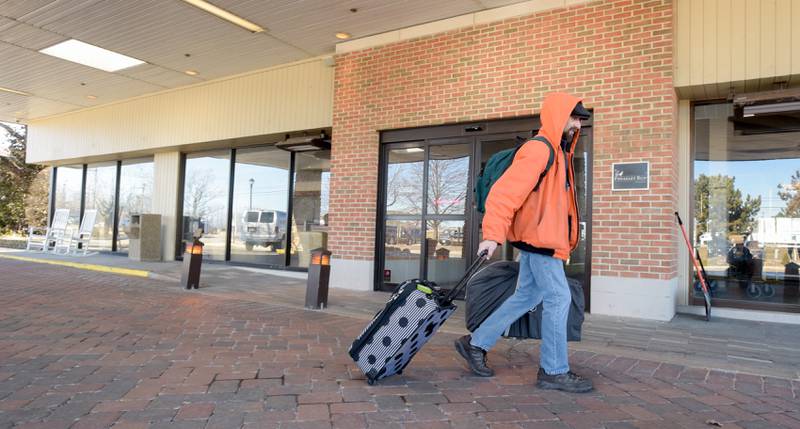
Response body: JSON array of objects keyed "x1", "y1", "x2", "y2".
[
  {"x1": 0, "y1": 0, "x2": 528, "y2": 122},
  {"x1": 0, "y1": 19, "x2": 64, "y2": 49}
]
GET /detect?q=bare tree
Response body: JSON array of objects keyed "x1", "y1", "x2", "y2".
[
  {"x1": 184, "y1": 170, "x2": 214, "y2": 219},
  {"x1": 384, "y1": 154, "x2": 468, "y2": 243}
]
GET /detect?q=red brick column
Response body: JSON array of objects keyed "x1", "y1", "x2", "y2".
[{"x1": 331, "y1": 0, "x2": 676, "y2": 295}]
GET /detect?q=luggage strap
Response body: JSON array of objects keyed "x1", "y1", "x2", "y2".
[{"x1": 443, "y1": 250, "x2": 488, "y2": 303}]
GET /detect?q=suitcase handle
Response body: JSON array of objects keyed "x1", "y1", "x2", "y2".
[{"x1": 443, "y1": 249, "x2": 488, "y2": 303}]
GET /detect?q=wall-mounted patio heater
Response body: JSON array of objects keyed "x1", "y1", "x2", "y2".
[{"x1": 276, "y1": 133, "x2": 331, "y2": 152}]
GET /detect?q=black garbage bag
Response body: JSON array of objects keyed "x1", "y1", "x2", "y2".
[{"x1": 464, "y1": 260, "x2": 585, "y2": 341}]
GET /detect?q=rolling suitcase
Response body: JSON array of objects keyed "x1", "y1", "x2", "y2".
[{"x1": 348, "y1": 251, "x2": 487, "y2": 385}]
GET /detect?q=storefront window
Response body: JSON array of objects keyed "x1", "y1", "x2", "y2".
[
  {"x1": 693, "y1": 102, "x2": 800, "y2": 309},
  {"x1": 182, "y1": 151, "x2": 230, "y2": 261},
  {"x1": 83, "y1": 162, "x2": 117, "y2": 251},
  {"x1": 290, "y1": 151, "x2": 330, "y2": 268},
  {"x1": 117, "y1": 159, "x2": 154, "y2": 252},
  {"x1": 54, "y1": 165, "x2": 83, "y2": 227},
  {"x1": 230, "y1": 147, "x2": 290, "y2": 266}
]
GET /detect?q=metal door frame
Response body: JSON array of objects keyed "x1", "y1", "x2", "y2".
[{"x1": 376, "y1": 117, "x2": 594, "y2": 310}]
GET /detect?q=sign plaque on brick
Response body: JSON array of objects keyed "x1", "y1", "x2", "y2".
[{"x1": 612, "y1": 161, "x2": 649, "y2": 191}]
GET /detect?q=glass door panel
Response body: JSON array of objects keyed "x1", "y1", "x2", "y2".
[
  {"x1": 475, "y1": 132, "x2": 592, "y2": 310},
  {"x1": 383, "y1": 220, "x2": 422, "y2": 285},
  {"x1": 182, "y1": 151, "x2": 230, "y2": 261},
  {"x1": 290, "y1": 150, "x2": 331, "y2": 268},
  {"x1": 230, "y1": 146, "x2": 290, "y2": 266},
  {"x1": 84, "y1": 162, "x2": 117, "y2": 251},
  {"x1": 426, "y1": 219, "x2": 466, "y2": 288},
  {"x1": 381, "y1": 145, "x2": 425, "y2": 289},
  {"x1": 565, "y1": 132, "x2": 591, "y2": 311},
  {"x1": 476, "y1": 136, "x2": 525, "y2": 263},
  {"x1": 54, "y1": 165, "x2": 83, "y2": 228},
  {"x1": 424, "y1": 143, "x2": 470, "y2": 287},
  {"x1": 117, "y1": 159, "x2": 154, "y2": 253}
]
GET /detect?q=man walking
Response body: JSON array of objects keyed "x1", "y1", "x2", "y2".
[{"x1": 455, "y1": 92, "x2": 593, "y2": 393}]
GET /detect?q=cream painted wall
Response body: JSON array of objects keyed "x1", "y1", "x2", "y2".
[
  {"x1": 153, "y1": 151, "x2": 181, "y2": 261},
  {"x1": 27, "y1": 58, "x2": 334, "y2": 164},
  {"x1": 675, "y1": 0, "x2": 800, "y2": 99}
]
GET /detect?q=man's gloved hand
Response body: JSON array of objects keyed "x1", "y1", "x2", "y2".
[{"x1": 477, "y1": 240, "x2": 498, "y2": 260}]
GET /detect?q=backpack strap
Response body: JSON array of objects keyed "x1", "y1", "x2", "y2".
[{"x1": 515, "y1": 136, "x2": 555, "y2": 192}]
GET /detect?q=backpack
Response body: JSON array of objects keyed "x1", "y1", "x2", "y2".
[{"x1": 474, "y1": 135, "x2": 555, "y2": 214}]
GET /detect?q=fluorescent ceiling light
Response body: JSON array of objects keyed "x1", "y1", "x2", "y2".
[
  {"x1": 181, "y1": 0, "x2": 265, "y2": 33},
  {"x1": 40, "y1": 39, "x2": 145, "y2": 72},
  {"x1": 403, "y1": 148, "x2": 424, "y2": 153},
  {"x1": 335, "y1": 32, "x2": 351, "y2": 40},
  {"x1": 0, "y1": 86, "x2": 30, "y2": 96}
]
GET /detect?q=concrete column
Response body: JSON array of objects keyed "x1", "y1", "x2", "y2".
[
  {"x1": 677, "y1": 100, "x2": 692, "y2": 307},
  {"x1": 153, "y1": 151, "x2": 181, "y2": 261}
]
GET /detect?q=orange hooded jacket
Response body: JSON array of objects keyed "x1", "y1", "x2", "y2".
[{"x1": 482, "y1": 93, "x2": 582, "y2": 261}]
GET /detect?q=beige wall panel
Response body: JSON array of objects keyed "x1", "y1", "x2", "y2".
[
  {"x1": 793, "y1": 0, "x2": 800, "y2": 74},
  {"x1": 153, "y1": 151, "x2": 181, "y2": 261},
  {"x1": 702, "y1": 0, "x2": 717, "y2": 84},
  {"x1": 776, "y1": 0, "x2": 792, "y2": 76},
  {"x1": 715, "y1": 0, "x2": 731, "y2": 85},
  {"x1": 760, "y1": 0, "x2": 777, "y2": 79},
  {"x1": 676, "y1": 0, "x2": 800, "y2": 97},
  {"x1": 730, "y1": 0, "x2": 747, "y2": 83},
  {"x1": 690, "y1": 0, "x2": 706, "y2": 85},
  {"x1": 675, "y1": 0, "x2": 693, "y2": 86},
  {"x1": 27, "y1": 59, "x2": 334, "y2": 164},
  {"x1": 746, "y1": 0, "x2": 762, "y2": 81}
]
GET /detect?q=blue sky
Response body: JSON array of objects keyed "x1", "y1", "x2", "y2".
[{"x1": 695, "y1": 158, "x2": 800, "y2": 217}]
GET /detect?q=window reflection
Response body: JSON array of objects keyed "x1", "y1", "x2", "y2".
[
  {"x1": 54, "y1": 165, "x2": 83, "y2": 227},
  {"x1": 386, "y1": 148, "x2": 424, "y2": 216},
  {"x1": 426, "y1": 219, "x2": 466, "y2": 288},
  {"x1": 383, "y1": 147, "x2": 424, "y2": 287},
  {"x1": 117, "y1": 159, "x2": 153, "y2": 252},
  {"x1": 427, "y1": 144, "x2": 469, "y2": 215},
  {"x1": 425, "y1": 144, "x2": 469, "y2": 288},
  {"x1": 84, "y1": 162, "x2": 117, "y2": 251},
  {"x1": 384, "y1": 220, "x2": 422, "y2": 285},
  {"x1": 693, "y1": 102, "x2": 800, "y2": 307},
  {"x1": 230, "y1": 147, "x2": 289, "y2": 265},
  {"x1": 182, "y1": 151, "x2": 230, "y2": 261},
  {"x1": 291, "y1": 150, "x2": 330, "y2": 268}
]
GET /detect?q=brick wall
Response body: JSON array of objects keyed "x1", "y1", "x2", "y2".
[{"x1": 331, "y1": 0, "x2": 677, "y2": 280}]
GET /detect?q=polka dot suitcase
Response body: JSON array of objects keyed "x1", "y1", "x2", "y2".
[{"x1": 348, "y1": 252, "x2": 486, "y2": 385}]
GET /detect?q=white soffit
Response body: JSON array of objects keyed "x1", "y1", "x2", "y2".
[{"x1": 0, "y1": 0, "x2": 530, "y2": 123}]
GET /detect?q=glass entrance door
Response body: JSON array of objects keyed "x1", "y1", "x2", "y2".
[
  {"x1": 378, "y1": 128, "x2": 592, "y2": 310},
  {"x1": 380, "y1": 139, "x2": 471, "y2": 290}
]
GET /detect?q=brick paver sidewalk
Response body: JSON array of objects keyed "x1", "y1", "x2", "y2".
[{"x1": 0, "y1": 258, "x2": 798, "y2": 429}]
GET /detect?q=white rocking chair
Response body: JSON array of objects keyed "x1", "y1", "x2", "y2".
[
  {"x1": 63, "y1": 209, "x2": 98, "y2": 255},
  {"x1": 26, "y1": 209, "x2": 70, "y2": 252}
]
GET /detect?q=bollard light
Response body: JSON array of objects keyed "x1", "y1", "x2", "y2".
[
  {"x1": 181, "y1": 237, "x2": 204, "y2": 290},
  {"x1": 305, "y1": 248, "x2": 331, "y2": 310}
]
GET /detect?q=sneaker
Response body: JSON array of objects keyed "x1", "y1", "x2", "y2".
[
  {"x1": 535, "y1": 368, "x2": 593, "y2": 393},
  {"x1": 454, "y1": 335, "x2": 494, "y2": 377}
]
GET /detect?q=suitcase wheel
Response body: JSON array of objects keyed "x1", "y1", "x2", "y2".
[{"x1": 367, "y1": 378, "x2": 375, "y2": 386}]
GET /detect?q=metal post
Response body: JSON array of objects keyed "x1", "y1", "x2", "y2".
[{"x1": 249, "y1": 178, "x2": 254, "y2": 210}]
